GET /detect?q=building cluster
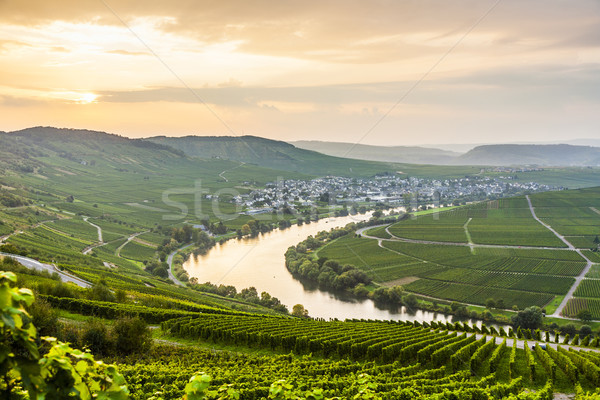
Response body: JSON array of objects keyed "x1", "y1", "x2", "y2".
[{"x1": 233, "y1": 175, "x2": 560, "y2": 215}]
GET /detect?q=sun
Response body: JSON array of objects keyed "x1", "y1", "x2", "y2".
[{"x1": 78, "y1": 92, "x2": 97, "y2": 104}]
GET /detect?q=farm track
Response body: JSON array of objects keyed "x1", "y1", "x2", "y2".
[
  {"x1": 81, "y1": 216, "x2": 105, "y2": 255},
  {"x1": 218, "y1": 161, "x2": 246, "y2": 182},
  {"x1": 0, "y1": 219, "x2": 56, "y2": 243},
  {"x1": 356, "y1": 223, "x2": 600, "y2": 322},
  {"x1": 115, "y1": 231, "x2": 148, "y2": 257},
  {"x1": 463, "y1": 217, "x2": 474, "y2": 254},
  {"x1": 525, "y1": 196, "x2": 595, "y2": 318},
  {"x1": 83, "y1": 216, "x2": 103, "y2": 242},
  {"x1": 167, "y1": 243, "x2": 193, "y2": 287}
]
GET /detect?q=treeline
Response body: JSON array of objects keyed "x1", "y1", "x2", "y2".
[
  {"x1": 285, "y1": 216, "x2": 402, "y2": 294},
  {"x1": 188, "y1": 281, "x2": 289, "y2": 314}
]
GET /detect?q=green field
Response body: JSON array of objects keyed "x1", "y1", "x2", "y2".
[
  {"x1": 318, "y1": 189, "x2": 600, "y2": 311},
  {"x1": 388, "y1": 197, "x2": 567, "y2": 247}
]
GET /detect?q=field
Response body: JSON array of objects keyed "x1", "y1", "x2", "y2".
[
  {"x1": 387, "y1": 197, "x2": 567, "y2": 247},
  {"x1": 318, "y1": 189, "x2": 600, "y2": 311}
]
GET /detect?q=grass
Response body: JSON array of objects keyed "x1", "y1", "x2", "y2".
[
  {"x1": 389, "y1": 197, "x2": 567, "y2": 247},
  {"x1": 315, "y1": 188, "x2": 600, "y2": 311}
]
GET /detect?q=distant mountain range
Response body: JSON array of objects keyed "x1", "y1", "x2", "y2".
[
  {"x1": 290, "y1": 141, "x2": 461, "y2": 165},
  {"x1": 292, "y1": 140, "x2": 600, "y2": 166},
  {"x1": 3, "y1": 128, "x2": 599, "y2": 172},
  {"x1": 455, "y1": 144, "x2": 600, "y2": 166}
]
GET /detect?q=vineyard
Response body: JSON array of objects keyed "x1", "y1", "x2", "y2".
[
  {"x1": 564, "y1": 297, "x2": 600, "y2": 320},
  {"x1": 127, "y1": 314, "x2": 600, "y2": 399},
  {"x1": 386, "y1": 198, "x2": 567, "y2": 248},
  {"x1": 315, "y1": 189, "x2": 600, "y2": 311}
]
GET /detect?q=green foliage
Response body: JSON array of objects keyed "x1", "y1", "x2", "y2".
[
  {"x1": 0, "y1": 270, "x2": 129, "y2": 398},
  {"x1": 511, "y1": 306, "x2": 543, "y2": 330},
  {"x1": 113, "y1": 317, "x2": 153, "y2": 355}
]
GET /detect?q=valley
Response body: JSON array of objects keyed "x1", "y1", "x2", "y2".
[{"x1": 1, "y1": 127, "x2": 600, "y2": 398}]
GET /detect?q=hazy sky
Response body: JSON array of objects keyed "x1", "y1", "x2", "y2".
[{"x1": 1, "y1": 0, "x2": 599, "y2": 146}]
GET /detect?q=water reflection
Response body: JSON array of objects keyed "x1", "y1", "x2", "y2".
[{"x1": 184, "y1": 214, "x2": 495, "y2": 327}]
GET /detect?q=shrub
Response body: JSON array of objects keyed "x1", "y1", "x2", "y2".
[
  {"x1": 113, "y1": 316, "x2": 152, "y2": 355},
  {"x1": 81, "y1": 319, "x2": 113, "y2": 356}
]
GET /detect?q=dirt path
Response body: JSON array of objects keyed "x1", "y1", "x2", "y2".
[
  {"x1": 167, "y1": 243, "x2": 193, "y2": 286},
  {"x1": 83, "y1": 216, "x2": 103, "y2": 242},
  {"x1": 463, "y1": 217, "x2": 475, "y2": 254},
  {"x1": 115, "y1": 231, "x2": 148, "y2": 257},
  {"x1": 218, "y1": 161, "x2": 246, "y2": 182},
  {"x1": 525, "y1": 195, "x2": 594, "y2": 318},
  {"x1": 82, "y1": 217, "x2": 105, "y2": 255}
]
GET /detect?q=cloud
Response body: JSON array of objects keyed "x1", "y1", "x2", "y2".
[
  {"x1": 1, "y1": 0, "x2": 599, "y2": 63},
  {"x1": 0, "y1": 39, "x2": 30, "y2": 52},
  {"x1": 0, "y1": 95, "x2": 49, "y2": 107},
  {"x1": 93, "y1": 62, "x2": 600, "y2": 119},
  {"x1": 106, "y1": 49, "x2": 149, "y2": 56}
]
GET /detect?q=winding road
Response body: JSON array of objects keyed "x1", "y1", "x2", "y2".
[
  {"x1": 83, "y1": 216, "x2": 103, "y2": 242},
  {"x1": 526, "y1": 195, "x2": 594, "y2": 318},
  {"x1": 82, "y1": 217, "x2": 105, "y2": 255},
  {"x1": 167, "y1": 244, "x2": 193, "y2": 286},
  {"x1": 218, "y1": 161, "x2": 246, "y2": 182},
  {"x1": 115, "y1": 231, "x2": 148, "y2": 257},
  {"x1": 0, "y1": 252, "x2": 91, "y2": 288}
]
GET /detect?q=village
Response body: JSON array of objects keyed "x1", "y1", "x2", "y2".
[{"x1": 235, "y1": 174, "x2": 560, "y2": 215}]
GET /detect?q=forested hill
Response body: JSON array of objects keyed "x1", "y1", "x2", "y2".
[
  {"x1": 456, "y1": 144, "x2": 600, "y2": 166},
  {"x1": 147, "y1": 135, "x2": 400, "y2": 177}
]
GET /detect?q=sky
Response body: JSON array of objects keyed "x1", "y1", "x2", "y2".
[{"x1": 1, "y1": 0, "x2": 599, "y2": 146}]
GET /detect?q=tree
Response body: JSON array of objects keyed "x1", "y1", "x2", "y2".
[
  {"x1": 292, "y1": 304, "x2": 308, "y2": 318},
  {"x1": 496, "y1": 299, "x2": 505, "y2": 309},
  {"x1": 577, "y1": 309, "x2": 593, "y2": 322},
  {"x1": 403, "y1": 294, "x2": 418, "y2": 311},
  {"x1": 594, "y1": 235, "x2": 600, "y2": 246},
  {"x1": 113, "y1": 316, "x2": 152, "y2": 355},
  {"x1": 241, "y1": 224, "x2": 251, "y2": 236},
  {"x1": 485, "y1": 298, "x2": 496, "y2": 309},
  {"x1": 511, "y1": 306, "x2": 543, "y2": 330}
]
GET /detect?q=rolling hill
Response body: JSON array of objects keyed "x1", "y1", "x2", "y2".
[
  {"x1": 291, "y1": 140, "x2": 461, "y2": 165},
  {"x1": 456, "y1": 144, "x2": 600, "y2": 166},
  {"x1": 147, "y1": 135, "x2": 403, "y2": 177}
]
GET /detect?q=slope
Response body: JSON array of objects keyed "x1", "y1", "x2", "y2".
[
  {"x1": 456, "y1": 144, "x2": 600, "y2": 166},
  {"x1": 147, "y1": 135, "x2": 404, "y2": 177},
  {"x1": 291, "y1": 140, "x2": 461, "y2": 164}
]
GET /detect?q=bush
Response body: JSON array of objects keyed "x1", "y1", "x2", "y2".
[
  {"x1": 81, "y1": 319, "x2": 113, "y2": 356},
  {"x1": 88, "y1": 281, "x2": 116, "y2": 302},
  {"x1": 28, "y1": 296, "x2": 60, "y2": 337},
  {"x1": 113, "y1": 316, "x2": 152, "y2": 355}
]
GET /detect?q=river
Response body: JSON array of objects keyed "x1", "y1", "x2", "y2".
[{"x1": 184, "y1": 213, "x2": 487, "y2": 325}]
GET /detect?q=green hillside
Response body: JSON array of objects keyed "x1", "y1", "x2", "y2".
[
  {"x1": 314, "y1": 188, "x2": 600, "y2": 315},
  {"x1": 149, "y1": 135, "x2": 409, "y2": 177}
]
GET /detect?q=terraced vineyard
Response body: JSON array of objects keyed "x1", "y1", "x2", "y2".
[
  {"x1": 317, "y1": 189, "x2": 600, "y2": 312},
  {"x1": 136, "y1": 314, "x2": 599, "y2": 399}
]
